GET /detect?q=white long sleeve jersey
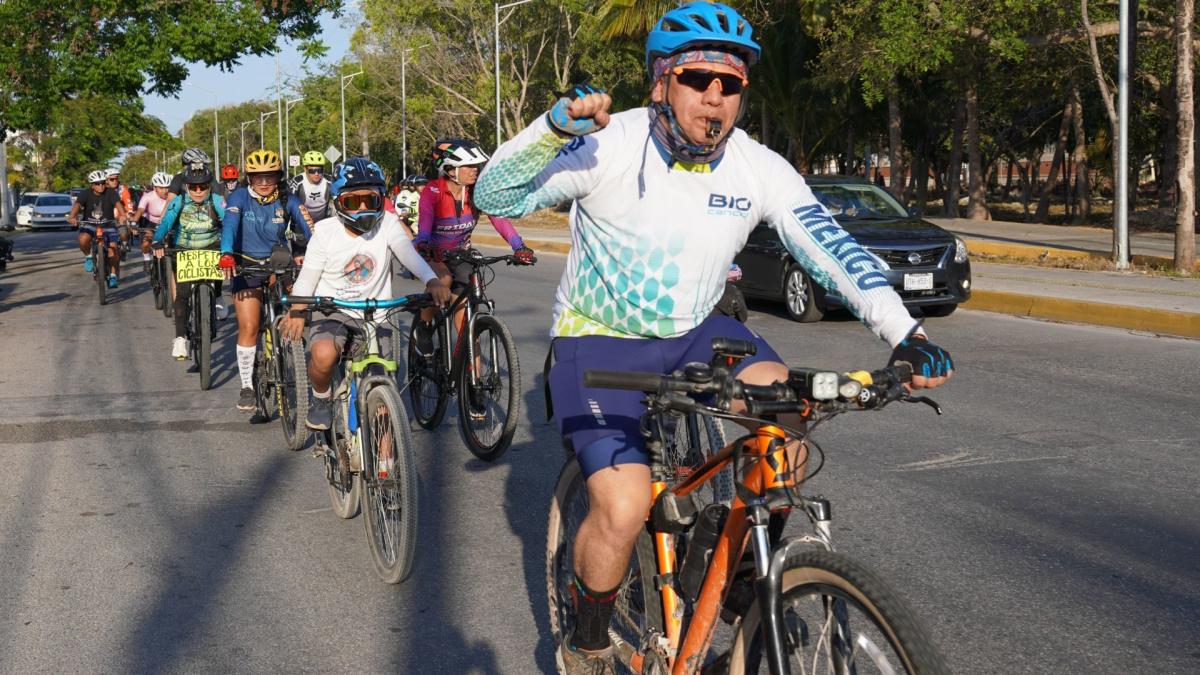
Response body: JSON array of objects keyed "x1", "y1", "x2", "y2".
[
  {"x1": 291, "y1": 212, "x2": 437, "y2": 320},
  {"x1": 475, "y1": 108, "x2": 919, "y2": 346}
]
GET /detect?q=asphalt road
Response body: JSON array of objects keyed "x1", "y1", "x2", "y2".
[{"x1": 1, "y1": 229, "x2": 1198, "y2": 674}]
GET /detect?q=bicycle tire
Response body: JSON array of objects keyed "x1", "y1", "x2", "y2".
[
  {"x1": 197, "y1": 284, "x2": 213, "y2": 391},
  {"x1": 253, "y1": 324, "x2": 276, "y2": 420},
  {"x1": 546, "y1": 459, "x2": 663, "y2": 669},
  {"x1": 95, "y1": 246, "x2": 106, "y2": 306},
  {"x1": 406, "y1": 320, "x2": 448, "y2": 429},
  {"x1": 162, "y1": 255, "x2": 174, "y2": 319},
  {"x1": 277, "y1": 323, "x2": 310, "y2": 451},
  {"x1": 151, "y1": 261, "x2": 164, "y2": 311},
  {"x1": 327, "y1": 375, "x2": 361, "y2": 519},
  {"x1": 361, "y1": 384, "x2": 418, "y2": 584},
  {"x1": 727, "y1": 549, "x2": 949, "y2": 675},
  {"x1": 457, "y1": 314, "x2": 520, "y2": 462}
]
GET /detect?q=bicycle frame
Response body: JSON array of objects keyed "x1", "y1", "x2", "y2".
[{"x1": 430, "y1": 257, "x2": 497, "y2": 396}]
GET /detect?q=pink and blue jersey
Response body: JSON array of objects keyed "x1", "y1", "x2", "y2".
[{"x1": 414, "y1": 177, "x2": 524, "y2": 253}]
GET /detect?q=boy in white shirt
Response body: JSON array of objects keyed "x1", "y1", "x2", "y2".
[{"x1": 281, "y1": 157, "x2": 451, "y2": 430}]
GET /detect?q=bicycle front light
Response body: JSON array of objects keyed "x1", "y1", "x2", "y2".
[
  {"x1": 954, "y1": 237, "x2": 969, "y2": 263},
  {"x1": 811, "y1": 371, "x2": 839, "y2": 400}
]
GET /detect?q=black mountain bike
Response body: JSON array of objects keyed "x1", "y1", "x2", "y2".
[
  {"x1": 405, "y1": 248, "x2": 534, "y2": 461},
  {"x1": 80, "y1": 218, "x2": 115, "y2": 306},
  {"x1": 237, "y1": 246, "x2": 309, "y2": 451},
  {"x1": 161, "y1": 246, "x2": 222, "y2": 390},
  {"x1": 0, "y1": 235, "x2": 14, "y2": 274}
]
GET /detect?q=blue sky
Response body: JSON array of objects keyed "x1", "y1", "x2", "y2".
[{"x1": 142, "y1": 10, "x2": 355, "y2": 134}]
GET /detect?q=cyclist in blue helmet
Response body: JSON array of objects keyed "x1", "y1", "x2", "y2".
[
  {"x1": 476, "y1": 3, "x2": 954, "y2": 671},
  {"x1": 282, "y1": 157, "x2": 450, "y2": 432}
]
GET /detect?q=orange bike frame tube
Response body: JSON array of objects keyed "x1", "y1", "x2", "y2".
[
  {"x1": 651, "y1": 479, "x2": 685, "y2": 656},
  {"x1": 671, "y1": 425, "x2": 791, "y2": 674}
]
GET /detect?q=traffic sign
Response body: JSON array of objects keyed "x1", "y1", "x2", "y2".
[
  {"x1": 289, "y1": 154, "x2": 300, "y2": 167},
  {"x1": 324, "y1": 146, "x2": 341, "y2": 165}
]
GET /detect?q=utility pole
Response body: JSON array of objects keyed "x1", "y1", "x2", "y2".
[
  {"x1": 401, "y1": 44, "x2": 428, "y2": 178},
  {"x1": 285, "y1": 97, "x2": 303, "y2": 167},
  {"x1": 340, "y1": 69, "x2": 363, "y2": 161},
  {"x1": 260, "y1": 110, "x2": 277, "y2": 155},
  {"x1": 240, "y1": 120, "x2": 255, "y2": 172},
  {"x1": 1115, "y1": 0, "x2": 1132, "y2": 268}
]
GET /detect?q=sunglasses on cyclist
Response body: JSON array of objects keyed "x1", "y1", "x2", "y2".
[
  {"x1": 671, "y1": 67, "x2": 747, "y2": 96},
  {"x1": 247, "y1": 174, "x2": 278, "y2": 186},
  {"x1": 91, "y1": 181, "x2": 104, "y2": 186},
  {"x1": 187, "y1": 183, "x2": 210, "y2": 192},
  {"x1": 106, "y1": 176, "x2": 119, "y2": 182},
  {"x1": 336, "y1": 192, "x2": 382, "y2": 211},
  {"x1": 306, "y1": 167, "x2": 323, "y2": 174}
]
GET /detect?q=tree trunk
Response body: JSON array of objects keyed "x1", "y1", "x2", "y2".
[
  {"x1": 841, "y1": 125, "x2": 854, "y2": 175},
  {"x1": 887, "y1": 82, "x2": 905, "y2": 200},
  {"x1": 1015, "y1": 154, "x2": 1032, "y2": 220},
  {"x1": 1175, "y1": 0, "x2": 1196, "y2": 270},
  {"x1": 965, "y1": 85, "x2": 990, "y2": 220},
  {"x1": 944, "y1": 99, "x2": 966, "y2": 217},
  {"x1": 913, "y1": 142, "x2": 928, "y2": 215},
  {"x1": 1071, "y1": 83, "x2": 1092, "y2": 223},
  {"x1": 1035, "y1": 98, "x2": 1074, "y2": 222}
]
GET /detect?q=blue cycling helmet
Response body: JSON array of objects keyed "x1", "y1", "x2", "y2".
[
  {"x1": 645, "y1": 2, "x2": 761, "y2": 75},
  {"x1": 331, "y1": 157, "x2": 387, "y2": 234}
]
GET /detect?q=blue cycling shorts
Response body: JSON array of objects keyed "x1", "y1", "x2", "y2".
[
  {"x1": 548, "y1": 316, "x2": 780, "y2": 480},
  {"x1": 80, "y1": 225, "x2": 119, "y2": 246}
]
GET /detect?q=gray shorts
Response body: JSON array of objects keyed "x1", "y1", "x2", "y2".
[{"x1": 307, "y1": 311, "x2": 395, "y2": 360}]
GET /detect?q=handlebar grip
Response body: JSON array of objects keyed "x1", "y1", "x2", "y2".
[
  {"x1": 746, "y1": 400, "x2": 807, "y2": 417},
  {"x1": 284, "y1": 295, "x2": 321, "y2": 305},
  {"x1": 710, "y1": 337, "x2": 758, "y2": 358},
  {"x1": 583, "y1": 369, "x2": 668, "y2": 393}
]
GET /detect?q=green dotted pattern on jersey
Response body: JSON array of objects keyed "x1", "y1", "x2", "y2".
[
  {"x1": 553, "y1": 216, "x2": 688, "y2": 338},
  {"x1": 473, "y1": 131, "x2": 568, "y2": 217}
]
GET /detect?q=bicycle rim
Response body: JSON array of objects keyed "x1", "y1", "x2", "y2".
[
  {"x1": 162, "y1": 256, "x2": 174, "y2": 318},
  {"x1": 361, "y1": 384, "x2": 418, "y2": 584},
  {"x1": 406, "y1": 321, "x2": 447, "y2": 429},
  {"x1": 254, "y1": 327, "x2": 275, "y2": 419},
  {"x1": 457, "y1": 315, "x2": 520, "y2": 461},
  {"x1": 546, "y1": 460, "x2": 663, "y2": 671},
  {"x1": 278, "y1": 329, "x2": 309, "y2": 451},
  {"x1": 727, "y1": 550, "x2": 949, "y2": 675},
  {"x1": 198, "y1": 284, "x2": 213, "y2": 391},
  {"x1": 95, "y1": 248, "x2": 106, "y2": 305},
  {"x1": 325, "y1": 370, "x2": 361, "y2": 518}
]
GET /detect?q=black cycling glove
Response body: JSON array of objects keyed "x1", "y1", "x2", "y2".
[{"x1": 889, "y1": 335, "x2": 954, "y2": 380}]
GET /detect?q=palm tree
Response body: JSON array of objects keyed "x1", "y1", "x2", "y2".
[{"x1": 598, "y1": 0, "x2": 677, "y2": 39}]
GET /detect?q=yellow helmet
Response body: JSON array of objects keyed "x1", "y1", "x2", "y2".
[{"x1": 245, "y1": 149, "x2": 282, "y2": 173}]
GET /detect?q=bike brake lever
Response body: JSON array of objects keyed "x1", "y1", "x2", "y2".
[{"x1": 902, "y1": 394, "x2": 943, "y2": 415}]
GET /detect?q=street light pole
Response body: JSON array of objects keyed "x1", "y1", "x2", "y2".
[
  {"x1": 260, "y1": 110, "x2": 278, "y2": 155},
  {"x1": 240, "y1": 120, "x2": 255, "y2": 172},
  {"x1": 213, "y1": 108, "x2": 220, "y2": 170},
  {"x1": 341, "y1": 69, "x2": 364, "y2": 161},
  {"x1": 401, "y1": 45, "x2": 428, "y2": 178},
  {"x1": 285, "y1": 97, "x2": 304, "y2": 168},
  {"x1": 277, "y1": 96, "x2": 284, "y2": 158},
  {"x1": 494, "y1": 0, "x2": 536, "y2": 150},
  {"x1": 1115, "y1": 0, "x2": 1131, "y2": 269}
]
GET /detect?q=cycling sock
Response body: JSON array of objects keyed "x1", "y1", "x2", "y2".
[
  {"x1": 570, "y1": 577, "x2": 619, "y2": 651},
  {"x1": 312, "y1": 387, "x2": 331, "y2": 399},
  {"x1": 142, "y1": 253, "x2": 152, "y2": 261},
  {"x1": 236, "y1": 345, "x2": 255, "y2": 389}
]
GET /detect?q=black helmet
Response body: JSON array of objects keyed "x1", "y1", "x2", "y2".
[{"x1": 331, "y1": 157, "x2": 387, "y2": 234}]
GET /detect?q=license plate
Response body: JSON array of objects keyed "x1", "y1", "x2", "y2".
[
  {"x1": 175, "y1": 249, "x2": 224, "y2": 282},
  {"x1": 904, "y1": 273, "x2": 933, "y2": 291}
]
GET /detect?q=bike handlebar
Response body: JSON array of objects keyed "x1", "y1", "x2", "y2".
[
  {"x1": 442, "y1": 249, "x2": 537, "y2": 267},
  {"x1": 283, "y1": 293, "x2": 433, "y2": 312}
]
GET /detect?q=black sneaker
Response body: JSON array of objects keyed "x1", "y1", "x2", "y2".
[
  {"x1": 237, "y1": 387, "x2": 256, "y2": 412},
  {"x1": 466, "y1": 385, "x2": 488, "y2": 421},
  {"x1": 306, "y1": 395, "x2": 333, "y2": 430},
  {"x1": 414, "y1": 321, "x2": 436, "y2": 358}
]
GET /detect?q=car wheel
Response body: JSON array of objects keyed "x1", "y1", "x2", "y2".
[
  {"x1": 922, "y1": 303, "x2": 958, "y2": 317},
  {"x1": 783, "y1": 264, "x2": 824, "y2": 323}
]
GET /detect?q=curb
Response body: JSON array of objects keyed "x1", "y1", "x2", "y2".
[
  {"x1": 477, "y1": 232, "x2": 1200, "y2": 339},
  {"x1": 961, "y1": 237, "x2": 1197, "y2": 270},
  {"x1": 963, "y1": 289, "x2": 1200, "y2": 338}
]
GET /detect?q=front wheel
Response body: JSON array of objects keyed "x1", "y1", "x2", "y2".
[
  {"x1": 161, "y1": 255, "x2": 174, "y2": 319},
  {"x1": 727, "y1": 549, "x2": 949, "y2": 675},
  {"x1": 151, "y1": 261, "x2": 165, "y2": 310},
  {"x1": 458, "y1": 314, "x2": 520, "y2": 461},
  {"x1": 253, "y1": 324, "x2": 277, "y2": 421},
  {"x1": 326, "y1": 376, "x2": 361, "y2": 519},
  {"x1": 546, "y1": 460, "x2": 662, "y2": 668},
  {"x1": 95, "y1": 246, "x2": 107, "y2": 306},
  {"x1": 277, "y1": 324, "x2": 310, "y2": 451},
  {"x1": 196, "y1": 284, "x2": 213, "y2": 390},
  {"x1": 361, "y1": 384, "x2": 419, "y2": 584},
  {"x1": 783, "y1": 264, "x2": 824, "y2": 323}
]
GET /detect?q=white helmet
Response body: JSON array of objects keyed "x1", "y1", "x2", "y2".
[
  {"x1": 104, "y1": 168, "x2": 120, "y2": 179},
  {"x1": 151, "y1": 172, "x2": 172, "y2": 188},
  {"x1": 87, "y1": 170, "x2": 107, "y2": 184},
  {"x1": 432, "y1": 139, "x2": 489, "y2": 176}
]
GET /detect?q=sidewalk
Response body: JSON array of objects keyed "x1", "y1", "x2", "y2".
[{"x1": 475, "y1": 220, "x2": 1200, "y2": 339}]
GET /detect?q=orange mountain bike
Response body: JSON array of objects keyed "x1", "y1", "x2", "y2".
[{"x1": 547, "y1": 338, "x2": 949, "y2": 674}]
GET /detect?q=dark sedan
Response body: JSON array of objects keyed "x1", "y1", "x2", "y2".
[{"x1": 735, "y1": 176, "x2": 971, "y2": 322}]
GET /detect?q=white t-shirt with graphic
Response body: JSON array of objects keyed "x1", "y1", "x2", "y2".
[{"x1": 291, "y1": 211, "x2": 437, "y2": 319}]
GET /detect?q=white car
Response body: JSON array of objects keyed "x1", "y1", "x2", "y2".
[
  {"x1": 14, "y1": 192, "x2": 52, "y2": 227},
  {"x1": 25, "y1": 193, "x2": 74, "y2": 229}
]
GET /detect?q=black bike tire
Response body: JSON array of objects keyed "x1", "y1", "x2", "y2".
[
  {"x1": 457, "y1": 314, "x2": 521, "y2": 462},
  {"x1": 253, "y1": 324, "x2": 275, "y2": 420},
  {"x1": 726, "y1": 549, "x2": 949, "y2": 675},
  {"x1": 162, "y1": 255, "x2": 174, "y2": 319},
  {"x1": 197, "y1": 283, "x2": 213, "y2": 391},
  {"x1": 406, "y1": 320, "x2": 448, "y2": 429},
  {"x1": 95, "y1": 245, "x2": 107, "y2": 306},
  {"x1": 279, "y1": 328, "x2": 310, "y2": 451},
  {"x1": 151, "y1": 260, "x2": 164, "y2": 310},
  {"x1": 327, "y1": 373, "x2": 361, "y2": 519},
  {"x1": 545, "y1": 459, "x2": 663, "y2": 661},
  {"x1": 361, "y1": 384, "x2": 419, "y2": 584}
]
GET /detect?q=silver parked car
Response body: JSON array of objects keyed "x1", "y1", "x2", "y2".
[{"x1": 26, "y1": 193, "x2": 75, "y2": 230}]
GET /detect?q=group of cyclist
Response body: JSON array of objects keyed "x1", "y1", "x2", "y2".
[{"x1": 62, "y1": 4, "x2": 956, "y2": 672}]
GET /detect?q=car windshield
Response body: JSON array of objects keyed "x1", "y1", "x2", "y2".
[
  {"x1": 19, "y1": 194, "x2": 39, "y2": 207},
  {"x1": 809, "y1": 183, "x2": 908, "y2": 221},
  {"x1": 36, "y1": 195, "x2": 71, "y2": 207}
]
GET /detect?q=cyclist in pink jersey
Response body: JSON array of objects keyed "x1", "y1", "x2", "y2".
[{"x1": 133, "y1": 172, "x2": 173, "y2": 275}]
